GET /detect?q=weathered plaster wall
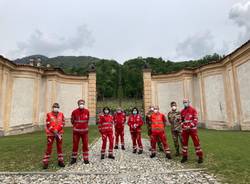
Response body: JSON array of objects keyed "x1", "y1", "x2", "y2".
[
  {"x1": 0, "y1": 57, "x2": 96, "y2": 135},
  {"x1": 143, "y1": 40, "x2": 250, "y2": 130}
]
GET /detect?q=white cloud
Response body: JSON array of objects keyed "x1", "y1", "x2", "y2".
[
  {"x1": 229, "y1": 1, "x2": 250, "y2": 44},
  {"x1": 15, "y1": 24, "x2": 94, "y2": 57},
  {"x1": 175, "y1": 31, "x2": 215, "y2": 60}
]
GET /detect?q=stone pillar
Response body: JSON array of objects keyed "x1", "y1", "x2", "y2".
[
  {"x1": 88, "y1": 71, "x2": 96, "y2": 124},
  {"x1": 143, "y1": 69, "x2": 152, "y2": 115}
]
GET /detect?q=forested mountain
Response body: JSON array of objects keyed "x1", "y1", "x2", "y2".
[{"x1": 14, "y1": 53, "x2": 223, "y2": 100}]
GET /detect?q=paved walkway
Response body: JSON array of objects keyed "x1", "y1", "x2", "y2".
[{"x1": 0, "y1": 127, "x2": 219, "y2": 184}]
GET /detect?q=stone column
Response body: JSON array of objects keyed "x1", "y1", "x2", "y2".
[
  {"x1": 88, "y1": 71, "x2": 96, "y2": 124},
  {"x1": 143, "y1": 69, "x2": 152, "y2": 115}
]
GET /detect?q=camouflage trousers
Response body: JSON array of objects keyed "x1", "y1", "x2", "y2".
[{"x1": 171, "y1": 130, "x2": 182, "y2": 153}]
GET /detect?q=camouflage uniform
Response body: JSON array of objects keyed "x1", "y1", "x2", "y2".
[
  {"x1": 168, "y1": 110, "x2": 182, "y2": 155},
  {"x1": 146, "y1": 110, "x2": 163, "y2": 151}
]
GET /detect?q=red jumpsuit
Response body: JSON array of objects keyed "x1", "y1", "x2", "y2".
[
  {"x1": 150, "y1": 112, "x2": 171, "y2": 154},
  {"x1": 43, "y1": 112, "x2": 65, "y2": 164},
  {"x1": 128, "y1": 114, "x2": 143, "y2": 151},
  {"x1": 71, "y1": 108, "x2": 89, "y2": 161},
  {"x1": 98, "y1": 114, "x2": 114, "y2": 155},
  {"x1": 113, "y1": 112, "x2": 126, "y2": 147},
  {"x1": 180, "y1": 106, "x2": 203, "y2": 158}
]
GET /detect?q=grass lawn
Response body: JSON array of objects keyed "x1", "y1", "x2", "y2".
[
  {"x1": 0, "y1": 125, "x2": 100, "y2": 172},
  {"x1": 141, "y1": 125, "x2": 250, "y2": 184},
  {"x1": 0, "y1": 124, "x2": 249, "y2": 183}
]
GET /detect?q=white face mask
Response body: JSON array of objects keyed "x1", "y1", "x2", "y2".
[
  {"x1": 79, "y1": 104, "x2": 84, "y2": 109},
  {"x1": 183, "y1": 102, "x2": 189, "y2": 108},
  {"x1": 104, "y1": 110, "x2": 109, "y2": 114},
  {"x1": 172, "y1": 106, "x2": 177, "y2": 111},
  {"x1": 53, "y1": 108, "x2": 59, "y2": 112},
  {"x1": 150, "y1": 108, "x2": 154, "y2": 111},
  {"x1": 154, "y1": 109, "x2": 159, "y2": 113},
  {"x1": 117, "y1": 110, "x2": 121, "y2": 113}
]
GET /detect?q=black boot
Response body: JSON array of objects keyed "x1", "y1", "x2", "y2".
[
  {"x1": 175, "y1": 148, "x2": 180, "y2": 156},
  {"x1": 133, "y1": 149, "x2": 137, "y2": 154},
  {"x1": 101, "y1": 154, "x2": 105, "y2": 160},
  {"x1": 108, "y1": 154, "x2": 115, "y2": 159},
  {"x1": 138, "y1": 150, "x2": 143, "y2": 154},
  {"x1": 43, "y1": 163, "x2": 48, "y2": 169},
  {"x1": 84, "y1": 160, "x2": 90, "y2": 164},
  {"x1": 166, "y1": 153, "x2": 172, "y2": 159},
  {"x1": 70, "y1": 158, "x2": 77, "y2": 165},
  {"x1": 121, "y1": 145, "x2": 125, "y2": 150},
  {"x1": 114, "y1": 145, "x2": 118, "y2": 149},
  {"x1": 58, "y1": 161, "x2": 65, "y2": 167},
  {"x1": 150, "y1": 153, "x2": 156, "y2": 158},
  {"x1": 181, "y1": 156, "x2": 188, "y2": 163},
  {"x1": 198, "y1": 157, "x2": 203, "y2": 164}
]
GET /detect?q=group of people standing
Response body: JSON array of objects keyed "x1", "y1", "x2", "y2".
[{"x1": 42, "y1": 98, "x2": 203, "y2": 169}]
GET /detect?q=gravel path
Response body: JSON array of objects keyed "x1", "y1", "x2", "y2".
[{"x1": 0, "y1": 126, "x2": 219, "y2": 184}]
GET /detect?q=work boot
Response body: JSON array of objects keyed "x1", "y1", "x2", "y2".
[
  {"x1": 138, "y1": 150, "x2": 143, "y2": 154},
  {"x1": 70, "y1": 158, "x2": 77, "y2": 165},
  {"x1": 84, "y1": 160, "x2": 90, "y2": 164},
  {"x1": 108, "y1": 154, "x2": 115, "y2": 159},
  {"x1": 198, "y1": 157, "x2": 203, "y2": 164},
  {"x1": 181, "y1": 156, "x2": 188, "y2": 163},
  {"x1": 58, "y1": 161, "x2": 65, "y2": 167},
  {"x1": 43, "y1": 163, "x2": 48, "y2": 169},
  {"x1": 121, "y1": 145, "x2": 125, "y2": 150},
  {"x1": 114, "y1": 145, "x2": 118, "y2": 149},
  {"x1": 150, "y1": 153, "x2": 156, "y2": 158},
  {"x1": 101, "y1": 154, "x2": 105, "y2": 160},
  {"x1": 133, "y1": 149, "x2": 137, "y2": 154},
  {"x1": 166, "y1": 153, "x2": 172, "y2": 159}
]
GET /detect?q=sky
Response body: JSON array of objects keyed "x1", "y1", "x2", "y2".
[{"x1": 0, "y1": 0, "x2": 250, "y2": 63}]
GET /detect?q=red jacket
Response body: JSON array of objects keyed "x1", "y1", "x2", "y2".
[
  {"x1": 150, "y1": 112, "x2": 166, "y2": 133},
  {"x1": 71, "y1": 108, "x2": 89, "y2": 133},
  {"x1": 45, "y1": 112, "x2": 65, "y2": 136},
  {"x1": 113, "y1": 112, "x2": 126, "y2": 129},
  {"x1": 98, "y1": 114, "x2": 114, "y2": 133},
  {"x1": 180, "y1": 106, "x2": 198, "y2": 130},
  {"x1": 128, "y1": 114, "x2": 143, "y2": 132}
]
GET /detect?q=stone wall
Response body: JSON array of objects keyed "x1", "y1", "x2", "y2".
[
  {"x1": 143, "y1": 40, "x2": 250, "y2": 130},
  {"x1": 0, "y1": 57, "x2": 96, "y2": 136}
]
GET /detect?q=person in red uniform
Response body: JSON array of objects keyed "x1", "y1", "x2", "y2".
[
  {"x1": 70, "y1": 99, "x2": 90, "y2": 165},
  {"x1": 127, "y1": 107, "x2": 144, "y2": 154},
  {"x1": 150, "y1": 106, "x2": 172, "y2": 159},
  {"x1": 98, "y1": 107, "x2": 115, "y2": 159},
  {"x1": 113, "y1": 107, "x2": 126, "y2": 150},
  {"x1": 180, "y1": 99, "x2": 203, "y2": 164},
  {"x1": 42, "y1": 103, "x2": 65, "y2": 169}
]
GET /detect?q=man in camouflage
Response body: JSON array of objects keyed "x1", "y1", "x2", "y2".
[
  {"x1": 146, "y1": 105, "x2": 163, "y2": 151},
  {"x1": 168, "y1": 101, "x2": 182, "y2": 156}
]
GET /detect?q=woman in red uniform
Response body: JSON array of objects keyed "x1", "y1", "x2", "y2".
[
  {"x1": 98, "y1": 107, "x2": 115, "y2": 159},
  {"x1": 128, "y1": 107, "x2": 144, "y2": 154}
]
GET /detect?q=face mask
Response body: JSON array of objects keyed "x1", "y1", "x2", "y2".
[
  {"x1": 154, "y1": 109, "x2": 159, "y2": 113},
  {"x1": 133, "y1": 111, "x2": 137, "y2": 115},
  {"x1": 79, "y1": 104, "x2": 84, "y2": 109},
  {"x1": 172, "y1": 106, "x2": 177, "y2": 111},
  {"x1": 117, "y1": 110, "x2": 121, "y2": 113},
  {"x1": 183, "y1": 102, "x2": 189, "y2": 108},
  {"x1": 53, "y1": 108, "x2": 59, "y2": 112},
  {"x1": 104, "y1": 110, "x2": 109, "y2": 114},
  {"x1": 150, "y1": 108, "x2": 154, "y2": 111}
]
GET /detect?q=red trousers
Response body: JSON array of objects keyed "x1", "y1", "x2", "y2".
[
  {"x1": 115, "y1": 127, "x2": 124, "y2": 146},
  {"x1": 130, "y1": 131, "x2": 143, "y2": 150},
  {"x1": 181, "y1": 129, "x2": 203, "y2": 157},
  {"x1": 43, "y1": 135, "x2": 63, "y2": 164},
  {"x1": 151, "y1": 131, "x2": 170, "y2": 154},
  {"x1": 72, "y1": 131, "x2": 89, "y2": 161},
  {"x1": 101, "y1": 131, "x2": 114, "y2": 155}
]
